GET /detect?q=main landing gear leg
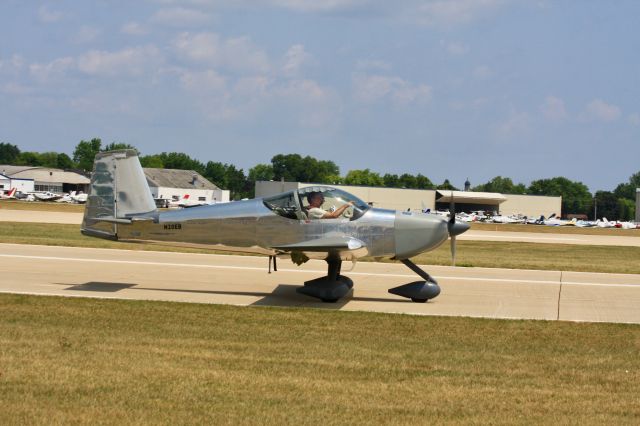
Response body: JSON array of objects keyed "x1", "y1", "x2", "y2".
[
  {"x1": 296, "y1": 256, "x2": 353, "y2": 303},
  {"x1": 388, "y1": 259, "x2": 441, "y2": 303}
]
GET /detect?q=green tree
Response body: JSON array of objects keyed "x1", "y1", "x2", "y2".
[
  {"x1": 343, "y1": 169, "x2": 384, "y2": 186},
  {"x1": 204, "y1": 161, "x2": 249, "y2": 200},
  {"x1": 594, "y1": 191, "x2": 618, "y2": 220},
  {"x1": 0, "y1": 142, "x2": 20, "y2": 164},
  {"x1": 271, "y1": 154, "x2": 339, "y2": 183},
  {"x1": 204, "y1": 161, "x2": 228, "y2": 188},
  {"x1": 248, "y1": 164, "x2": 274, "y2": 182},
  {"x1": 139, "y1": 155, "x2": 164, "y2": 168},
  {"x1": 398, "y1": 173, "x2": 417, "y2": 189},
  {"x1": 473, "y1": 176, "x2": 527, "y2": 194},
  {"x1": 35, "y1": 152, "x2": 61, "y2": 168},
  {"x1": 613, "y1": 171, "x2": 640, "y2": 201},
  {"x1": 224, "y1": 164, "x2": 249, "y2": 200},
  {"x1": 617, "y1": 198, "x2": 635, "y2": 221},
  {"x1": 414, "y1": 174, "x2": 434, "y2": 190},
  {"x1": 16, "y1": 152, "x2": 44, "y2": 166},
  {"x1": 437, "y1": 179, "x2": 458, "y2": 190},
  {"x1": 73, "y1": 138, "x2": 102, "y2": 171},
  {"x1": 383, "y1": 173, "x2": 399, "y2": 188},
  {"x1": 157, "y1": 152, "x2": 205, "y2": 174},
  {"x1": 528, "y1": 177, "x2": 592, "y2": 216},
  {"x1": 103, "y1": 142, "x2": 139, "y2": 154},
  {"x1": 56, "y1": 153, "x2": 75, "y2": 169}
]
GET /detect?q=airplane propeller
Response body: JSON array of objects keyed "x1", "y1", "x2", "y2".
[
  {"x1": 449, "y1": 195, "x2": 457, "y2": 266},
  {"x1": 447, "y1": 191, "x2": 470, "y2": 266}
]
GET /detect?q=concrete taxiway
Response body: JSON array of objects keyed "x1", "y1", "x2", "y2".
[{"x1": 2, "y1": 243, "x2": 639, "y2": 324}]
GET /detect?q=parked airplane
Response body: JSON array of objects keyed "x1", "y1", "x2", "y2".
[
  {"x1": 33, "y1": 191, "x2": 63, "y2": 202},
  {"x1": 0, "y1": 188, "x2": 17, "y2": 199},
  {"x1": 168, "y1": 194, "x2": 209, "y2": 208},
  {"x1": 81, "y1": 150, "x2": 470, "y2": 303}
]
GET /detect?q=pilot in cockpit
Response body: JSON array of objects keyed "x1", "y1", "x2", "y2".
[{"x1": 306, "y1": 191, "x2": 354, "y2": 219}]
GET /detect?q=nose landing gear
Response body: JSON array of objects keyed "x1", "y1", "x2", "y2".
[{"x1": 388, "y1": 259, "x2": 441, "y2": 303}]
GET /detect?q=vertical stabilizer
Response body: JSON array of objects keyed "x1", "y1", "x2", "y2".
[{"x1": 81, "y1": 150, "x2": 157, "y2": 240}]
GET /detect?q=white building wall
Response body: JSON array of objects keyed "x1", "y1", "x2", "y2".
[
  {"x1": 11, "y1": 179, "x2": 35, "y2": 193},
  {"x1": 299, "y1": 183, "x2": 436, "y2": 211},
  {"x1": 0, "y1": 175, "x2": 8, "y2": 191},
  {"x1": 150, "y1": 186, "x2": 214, "y2": 202},
  {"x1": 500, "y1": 194, "x2": 562, "y2": 218},
  {"x1": 255, "y1": 181, "x2": 300, "y2": 198}
]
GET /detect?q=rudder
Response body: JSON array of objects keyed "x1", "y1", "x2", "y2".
[{"x1": 81, "y1": 150, "x2": 157, "y2": 240}]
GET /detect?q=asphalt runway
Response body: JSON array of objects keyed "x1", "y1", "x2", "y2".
[
  {"x1": 1, "y1": 209, "x2": 639, "y2": 246},
  {"x1": 2, "y1": 243, "x2": 639, "y2": 324}
]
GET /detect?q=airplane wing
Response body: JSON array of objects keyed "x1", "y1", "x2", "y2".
[{"x1": 272, "y1": 235, "x2": 365, "y2": 252}]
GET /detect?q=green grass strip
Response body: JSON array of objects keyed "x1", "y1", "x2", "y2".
[{"x1": 0, "y1": 294, "x2": 638, "y2": 424}]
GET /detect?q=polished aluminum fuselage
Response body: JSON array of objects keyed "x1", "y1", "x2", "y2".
[{"x1": 116, "y1": 199, "x2": 450, "y2": 261}]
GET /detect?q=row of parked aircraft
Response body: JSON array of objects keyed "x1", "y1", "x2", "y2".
[
  {"x1": 432, "y1": 210, "x2": 640, "y2": 229},
  {"x1": 0, "y1": 188, "x2": 88, "y2": 203}
]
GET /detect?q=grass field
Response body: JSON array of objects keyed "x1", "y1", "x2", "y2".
[
  {"x1": 1, "y1": 221, "x2": 640, "y2": 274},
  {"x1": 471, "y1": 221, "x2": 640, "y2": 236},
  {"x1": 1, "y1": 294, "x2": 638, "y2": 424},
  {"x1": 0, "y1": 199, "x2": 86, "y2": 213}
]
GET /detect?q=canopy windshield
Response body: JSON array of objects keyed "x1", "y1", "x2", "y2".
[{"x1": 298, "y1": 186, "x2": 370, "y2": 220}]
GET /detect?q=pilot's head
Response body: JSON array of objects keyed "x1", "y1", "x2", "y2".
[{"x1": 307, "y1": 191, "x2": 324, "y2": 207}]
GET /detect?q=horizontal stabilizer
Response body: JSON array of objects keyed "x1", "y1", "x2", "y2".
[
  {"x1": 87, "y1": 216, "x2": 155, "y2": 224},
  {"x1": 272, "y1": 236, "x2": 365, "y2": 252}
]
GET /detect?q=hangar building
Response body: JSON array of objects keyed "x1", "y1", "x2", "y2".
[
  {"x1": 0, "y1": 165, "x2": 88, "y2": 194},
  {"x1": 144, "y1": 168, "x2": 230, "y2": 205},
  {"x1": 255, "y1": 181, "x2": 561, "y2": 218},
  {"x1": 0, "y1": 172, "x2": 34, "y2": 194}
]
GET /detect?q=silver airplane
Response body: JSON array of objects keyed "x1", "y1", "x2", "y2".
[{"x1": 81, "y1": 150, "x2": 470, "y2": 303}]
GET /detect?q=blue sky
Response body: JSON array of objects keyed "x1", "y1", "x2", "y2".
[{"x1": 1, "y1": 1, "x2": 638, "y2": 191}]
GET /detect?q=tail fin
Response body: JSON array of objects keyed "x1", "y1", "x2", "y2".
[
  {"x1": 7, "y1": 188, "x2": 16, "y2": 198},
  {"x1": 81, "y1": 150, "x2": 157, "y2": 240}
]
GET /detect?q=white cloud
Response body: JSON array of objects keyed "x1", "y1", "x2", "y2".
[
  {"x1": 77, "y1": 46, "x2": 162, "y2": 77},
  {"x1": 413, "y1": 0, "x2": 508, "y2": 26},
  {"x1": 173, "y1": 32, "x2": 270, "y2": 73},
  {"x1": 541, "y1": 96, "x2": 567, "y2": 122},
  {"x1": 37, "y1": 5, "x2": 63, "y2": 23},
  {"x1": 269, "y1": 0, "x2": 370, "y2": 13},
  {"x1": 355, "y1": 59, "x2": 391, "y2": 71},
  {"x1": 442, "y1": 40, "x2": 468, "y2": 55},
  {"x1": 180, "y1": 69, "x2": 226, "y2": 92},
  {"x1": 0, "y1": 55, "x2": 25, "y2": 74},
  {"x1": 473, "y1": 65, "x2": 492, "y2": 79},
  {"x1": 1, "y1": 82, "x2": 33, "y2": 95},
  {"x1": 353, "y1": 73, "x2": 432, "y2": 105},
  {"x1": 121, "y1": 22, "x2": 148, "y2": 36},
  {"x1": 27, "y1": 46, "x2": 163, "y2": 83},
  {"x1": 629, "y1": 113, "x2": 640, "y2": 126},
  {"x1": 275, "y1": 79, "x2": 331, "y2": 103},
  {"x1": 75, "y1": 25, "x2": 101, "y2": 44},
  {"x1": 282, "y1": 44, "x2": 311, "y2": 77},
  {"x1": 496, "y1": 110, "x2": 530, "y2": 138},
  {"x1": 586, "y1": 99, "x2": 621, "y2": 122},
  {"x1": 29, "y1": 57, "x2": 75, "y2": 82},
  {"x1": 151, "y1": 7, "x2": 211, "y2": 26}
]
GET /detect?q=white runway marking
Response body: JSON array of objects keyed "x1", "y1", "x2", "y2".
[{"x1": 1, "y1": 253, "x2": 638, "y2": 288}]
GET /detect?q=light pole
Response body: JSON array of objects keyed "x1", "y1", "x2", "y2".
[{"x1": 593, "y1": 194, "x2": 597, "y2": 220}]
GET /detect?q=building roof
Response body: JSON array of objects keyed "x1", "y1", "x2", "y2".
[
  {"x1": 143, "y1": 168, "x2": 221, "y2": 190},
  {"x1": 0, "y1": 165, "x2": 89, "y2": 184},
  {"x1": 436, "y1": 190, "x2": 507, "y2": 204}
]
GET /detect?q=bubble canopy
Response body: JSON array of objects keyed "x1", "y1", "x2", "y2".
[{"x1": 263, "y1": 186, "x2": 370, "y2": 220}]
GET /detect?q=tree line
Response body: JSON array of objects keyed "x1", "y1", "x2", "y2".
[{"x1": 1, "y1": 140, "x2": 637, "y2": 219}]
